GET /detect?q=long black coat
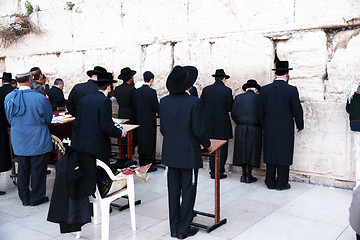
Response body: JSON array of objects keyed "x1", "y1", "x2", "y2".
[
  {"x1": 160, "y1": 93, "x2": 211, "y2": 169},
  {"x1": 0, "y1": 84, "x2": 14, "y2": 172},
  {"x1": 66, "y1": 80, "x2": 98, "y2": 117},
  {"x1": 231, "y1": 91, "x2": 262, "y2": 167},
  {"x1": 72, "y1": 91, "x2": 124, "y2": 165},
  {"x1": 46, "y1": 86, "x2": 66, "y2": 111},
  {"x1": 201, "y1": 80, "x2": 233, "y2": 139},
  {"x1": 132, "y1": 85, "x2": 159, "y2": 155},
  {"x1": 259, "y1": 80, "x2": 304, "y2": 166},
  {"x1": 114, "y1": 82, "x2": 135, "y2": 123}
]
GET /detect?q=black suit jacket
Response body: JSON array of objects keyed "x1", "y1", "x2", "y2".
[
  {"x1": 47, "y1": 86, "x2": 66, "y2": 111},
  {"x1": 160, "y1": 93, "x2": 210, "y2": 169},
  {"x1": 72, "y1": 91, "x2": 124, "y2": 164},
  {"x1": 132, "y1": 84, "x2": 159, "y2": 155},
  {"x1": 0, "y1": 84, "x2": 14, "y2": 172},
  {"x1": 201, "y1": 80, "x2": 233, "y2": 139},
  {"x1": 114, "y1": 82, "x2": 135, "y2": 122},
  {"x1": 259, "y1": 80, "x2": 304, "y2": 166},
  {"x1": 67, "y1": 80, "x2": 98, "y2": 117}
]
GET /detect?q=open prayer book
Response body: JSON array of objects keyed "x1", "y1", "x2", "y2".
[{"x1": 51, "y1": 114, "x2": 75, "y2": 124}]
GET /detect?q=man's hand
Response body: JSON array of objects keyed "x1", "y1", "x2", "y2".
[{"x1": 121, "y1": 129, "x2": 127, "y2": 138}]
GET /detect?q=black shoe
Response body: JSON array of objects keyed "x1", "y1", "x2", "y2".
[
  {"x1": 240, "y1": 175, "x2": 246, "y2": 182},
  {"x1": 30, "y1": 196, "x2": 49, "y2": 206},
  {"x1": 47, "y1": 170, "x2": 51, "y2": 174},
  {"x1": 147, "y1": 166, "x2": 158, "y2": 173},
  {"x1": 170, "y1": 232, "x2": 177, "y2": 238},
  {"x1": 245, "y1": 175, "x2": 257, "y2": 183},
  {"x1": 0, "y1": 191, "x2": 6, "y2": 195},
  {"x1": 22, "y1": 202, "x2": 29, "y2": 206},
  {"x1": 276, "y1": 184, "x2": 291, "y2": 191},
  {"x1": 177, "y1": 226, "x2": 199, "y2": 239}
]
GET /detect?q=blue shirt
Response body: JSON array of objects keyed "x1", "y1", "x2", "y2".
[{"x1": 4, "y1": 88, "x2": 53, "y2": 156}]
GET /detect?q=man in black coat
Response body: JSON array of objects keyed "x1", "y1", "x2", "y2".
[
  {"x1": 72, "y1": 72, "x2": 127, "y2": 167},
  {"x1": 259, "y1": 61, "x2": 304, "y2": 191},
  {"x1": 160, "y1": 65, "x2": 211, "y2": 239},
  {"x1": 231, "y1": 79, "x2": 262, "y2": 184},
  {"x1": 66, "y1": 66, "x2": 107, "y2": 117},
  {"x1": 133, "y1": 71, "x2": 159, "y2": 172},
  {"x1": 46, "y1": 78, "x2": 66, "y2": 111},
  {"x1": 114, "y1": 67, "x2": 136, "y2": 122},
  {"x1": 201, "y1": 69, "x2": 233, "y2": 179},
  {"x1": 0, "y1": 72, "x2": 15, "y2": 195}
]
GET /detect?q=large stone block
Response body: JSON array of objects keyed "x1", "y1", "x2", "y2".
[
  {"x1": 327, "y1": 31, "x2": 360, "y2": 102},
  {"x1": 188, "y1": 0, "x2": 294, "y2": 38},
  {"x1": 276, "y1": 30, "x2": 328, "y2": 101},
  {"x1": 292, "y1": 102, "x2": 351, "y2": 181},
  {"x1": 294, "y1": 0, "x2": 360, "y2": 29}
]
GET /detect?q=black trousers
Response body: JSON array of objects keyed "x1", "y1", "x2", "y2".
[
  {"x1": 17, "y1": 153, "x2": 48, "y2": 205},
  {"x1": 167, "y1": 167, "x2": 198, "y2": 235},
  {"x1": 209, "y1": 141, "x2": 228, "y2": 175},
  {"x1": 265, "y1": 164, "x2": 289, "y2": 189},
  {"x1": 139, "y1": 154, "x2": 154, "y2": 166}
]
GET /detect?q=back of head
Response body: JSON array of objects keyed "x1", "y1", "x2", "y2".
[
  {"x1": 30, "y1": 68, "x2": 42, "y2": 81},
  {"x1": 143, "y1": 71, "x2": 154, "y2": 83},
  {"x1": 16, "y1": 70, "x2": 31, "y2": 83},
  {"x1": 54, "y1": 78, "x2": 64, "y2": 86}
]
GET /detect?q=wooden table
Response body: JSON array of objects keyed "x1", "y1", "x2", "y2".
[{"x1": 191, "y1": 139, "x2": 227, "y2": 233}]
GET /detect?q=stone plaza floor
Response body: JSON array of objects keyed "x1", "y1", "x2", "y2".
[{"x1": 0, "y1": 165, "x2": 356, "y2": 240}]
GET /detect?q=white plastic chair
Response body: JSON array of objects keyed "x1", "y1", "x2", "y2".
[{"x1": 90, "y1": 159, "x2": 136, "y2": 240}]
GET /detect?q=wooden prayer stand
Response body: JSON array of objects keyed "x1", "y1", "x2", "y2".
[{"x1": 191, "y1": 139, "x2": 227, "y2": 233}]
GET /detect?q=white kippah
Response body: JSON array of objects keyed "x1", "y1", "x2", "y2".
[{"x1": 16, "y1": 70, "x2": 30, "y2": 77}]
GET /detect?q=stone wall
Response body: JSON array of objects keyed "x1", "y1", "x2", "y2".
[{"x1": 1, "y1": 0, "x2": 360, "y2": 188}]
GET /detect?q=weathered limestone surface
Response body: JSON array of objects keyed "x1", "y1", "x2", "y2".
[{"x1": 1, "y1": 0, "x2": 359, "y2": 188}]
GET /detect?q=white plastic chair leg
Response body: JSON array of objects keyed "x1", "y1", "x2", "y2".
[
  {"x1": 100, "y1": 203, "x2": 110, "y2": 240},
  {"x1": 92, "y1": 200, "x2": 101, "y2": 225},
  {"x1": 127, "y1": 176, "x2": 136, "y2": 231}
]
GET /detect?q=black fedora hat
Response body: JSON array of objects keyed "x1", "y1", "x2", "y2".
[
  {"x1": 212, "y1": 69, "x2": 230, "y2": 79},
  {"x1": 272, "y1": 61, "x2": 293, "y2": 75},
  {"x1": 95, "y1": 72, "x2": 117, "y2": 85},
  {"x1": 86, "y1": 66, "x2": 107, "y2": 77},
  {"x1": 118, "y1": 67, "x2": 136, "y2": 80},
  {"x1": 242, "y1": 79, "x2": 261, "y2": 91},
  {"x1": 0, "y1": 72, "x2": 15, "y2": 81},
  {"x1": 166, "y1": 65, "x2": 198, "y2": 94}
]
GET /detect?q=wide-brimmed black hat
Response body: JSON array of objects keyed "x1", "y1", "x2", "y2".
[
  {"x1": 0, "y1": 72, "x2": 15, "y2": 81},
  {"x1": 118, "y1": 67, "x2": 136, "y2": 80},
  {"x1": 86, "y1": 66, "x2": 107, "y2": 77},
  {"x1": 166, "y1": 65, "x2": 198, "y2": 94},
  {"x1": 242, "y1": 79, "x2": 261, "y2": 91},
  {"x1": 95, "y1": 72, "x2": 117, "y2": 86},
  {"x1": 272, "y1": 61, "x2": 293, "y2": 75},
  {"x1": 212, "y1": 69, "x2": 230, "y2": 79}
]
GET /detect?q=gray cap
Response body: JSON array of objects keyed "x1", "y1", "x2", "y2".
[{"x1": 16, "y1": 70, "x2": 31, "y2": 77}]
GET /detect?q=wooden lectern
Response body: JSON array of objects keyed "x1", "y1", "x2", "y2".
[{"x1": 191, "y1": 139, "x2": 227, "y2": 233}]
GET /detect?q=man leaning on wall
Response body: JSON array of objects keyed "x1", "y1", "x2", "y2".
[{"x1": 259, "y1": 61, "x2": 304, "y2": 191}]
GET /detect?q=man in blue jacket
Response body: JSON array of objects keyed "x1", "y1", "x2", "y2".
[
  {"x1": 5, "y1": 70, "x2": 53, "y2": 206},
  {"x1": 160, "y1": 65, "x2": 211, "y2": 239}
]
